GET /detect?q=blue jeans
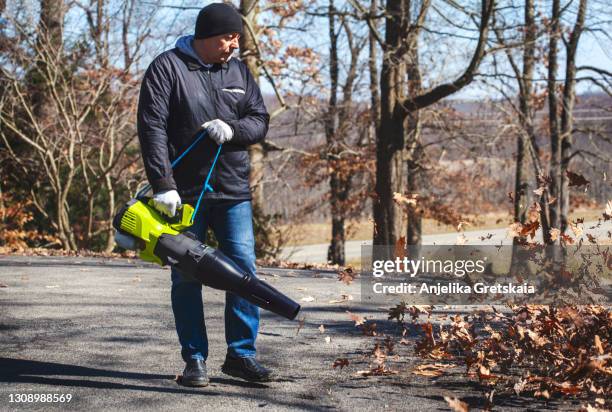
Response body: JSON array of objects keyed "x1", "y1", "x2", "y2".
[{"x1": 170, "y1": 199, "x2": 259, "y2": 362}]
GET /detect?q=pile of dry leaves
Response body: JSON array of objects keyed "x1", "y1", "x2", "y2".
[{"x1": 397, "y1": 304, "x2": 611, "y2": 408}]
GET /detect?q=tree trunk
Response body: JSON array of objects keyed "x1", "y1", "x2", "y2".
[
  {"x1": 32, "y1": 0, "x2": 65, "y2": 117},
  {"x1": 559, "y1": 0, "x2": 587, "y2": 234},
  {"x1": 372, "y1": 0, "x2": 492, "y2": 251},
  {"x1": 329, "y1": 173, "x2": 346, "y2": 264},
  {"x1": 104, "y1": 174, "x2": 115, "y2": 252},
  {"x1": 406, "y1": 138, "x2": 422, "y2": 246},
  {"x1": 547, "y1": 0, "x2": 561, "y2": 239},
  {"x1": 368, "y1": 0, "x2": 380, "y2": 136},
  {"x1": 373, "y1": 0, "x2": 405, "y2": 251},
  {"x1": 35, "y1": 0, "x2": 73, "y2": 249},
  {"x1": 514, "y1": 0, "x2": 535, "y2": 229},
  {"x1": 240, "y1": 0, "x2": 274, "y2": 258},
  {"x1": 513, "y1": 137, "x2": 528, "y2": 225},
  {"x1": 326, "y1": 0, "x2": 345, "y2": 264},
  {"x1": 239, "y1": 0, "x2": 265, "y2": 210},
  {"x1": 405, "y1": 36, "x2": 423, "y2": 247}
]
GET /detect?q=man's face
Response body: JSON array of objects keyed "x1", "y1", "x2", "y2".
[{"x1": 202, "y1": 32, "x2": 241, "y2": 63}]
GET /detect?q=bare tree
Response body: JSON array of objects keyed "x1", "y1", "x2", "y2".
[
  {"x1": 240, "y1": 0, "x2": 265, "y2": 211},
  {"x1": 0, "y1": 1, "x2": 156, "y2": 251},
  {"x1": 350, "y1": 0, "x2": 495, "y2": 251},
  {"x1": 492, "y1": 0, "x2": 607, "y2": 249},
  {"x1": 368, "y1": 0, "x2": 381, "y2": 135},
  {"x1": 324, "y1": 0, "x2": 366, "y2": 264},
  {"x1": 493, "y1": 0, "x2": 539, "y2": 228}
]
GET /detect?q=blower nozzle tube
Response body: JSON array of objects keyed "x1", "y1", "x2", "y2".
[{"x1": 154, "y1": 232, "x2": 301, "y2": 320}]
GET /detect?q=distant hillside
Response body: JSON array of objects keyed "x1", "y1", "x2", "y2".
[{"x1": 259, "y1": 93, "x2": 611, "y2": 224}]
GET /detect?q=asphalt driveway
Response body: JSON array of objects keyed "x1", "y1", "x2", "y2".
[{"x1": 0, "y1": 256, "x2": 583, "y2": 411}]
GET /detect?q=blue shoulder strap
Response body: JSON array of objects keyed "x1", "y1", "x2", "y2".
[{"x1": 137, "y1": 130, "x2": 222, "y2": 224}]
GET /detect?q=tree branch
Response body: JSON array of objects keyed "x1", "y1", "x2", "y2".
[{"x1": 399, "y1": 0, "x2": 495, "y2": 113}]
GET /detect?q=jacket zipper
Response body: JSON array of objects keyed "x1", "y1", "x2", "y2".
[{"x1": 206, "y1": 68, "x2": 219, "y2": 192}]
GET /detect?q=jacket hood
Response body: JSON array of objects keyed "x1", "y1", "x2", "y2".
[{"x1": 175, "y1": 35, "x2": 212, "y2": 68}]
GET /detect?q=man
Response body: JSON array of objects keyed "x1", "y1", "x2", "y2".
[{"x1": 137, "y1": 3, "x2": 271, "y2": 387}]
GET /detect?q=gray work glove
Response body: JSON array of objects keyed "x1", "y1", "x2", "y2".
[
  {"x1": 202, "y1": 119, "x2": 233, "y2": 145},
  {"x1": 152, "y1": 189, "x2": 181, "y2": 217}
]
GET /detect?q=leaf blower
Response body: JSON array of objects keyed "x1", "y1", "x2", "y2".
[{"x1": 113, "y1": 131, "x2": 301, "y2": 320}]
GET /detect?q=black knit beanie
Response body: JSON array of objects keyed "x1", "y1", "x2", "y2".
[{"x1": 194, "y1": 3, "x2": 243, "y2": 39}]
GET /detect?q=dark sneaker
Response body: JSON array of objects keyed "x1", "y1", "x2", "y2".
[
  {"x1": 181, "y1": 359, "x2": 209, "y2": 387},
  {"x1": 221, "y1": 354, "x2": 273, "y2": 382}
]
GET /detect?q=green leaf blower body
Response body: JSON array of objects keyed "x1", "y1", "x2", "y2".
[{"x1": 113, "y1": 198, "x2": 300, "y2": 320}]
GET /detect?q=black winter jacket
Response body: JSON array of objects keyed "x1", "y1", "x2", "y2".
[{"x1": 137, "y1": 48, "x2": 269, "y2": 203}]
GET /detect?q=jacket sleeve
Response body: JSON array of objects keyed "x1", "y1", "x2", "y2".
[
  {"x1": 137, "y1": 56, "x2": 177, "y2": 193},
  {"x1": 226, "y1": 64, "x2": 270, "y2": 146}
]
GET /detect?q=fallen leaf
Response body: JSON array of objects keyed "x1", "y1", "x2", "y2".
[
  {"x1": 412, "y1": 363, "x2": 456, "y2": 377},
  {"x1": 393, "y1": 192, "x2": 417, "y2": 207},
  {"x1": 520, "y1": 221, "x2": 540, "y2": 239},
  {"x1": 569, "y1": 222, "x2": 583, "y2": 237},
  {"x1": 525, "y1": 329, "x2": 549, "y2": 346},
  {"x1": 332, "y1": 358, "x2": 349, "y2": 369},
  {"x1": 295, "y1": 317, "x2": 306, "y2": 336},
  {"x1": 508, "y1": 222, "x2": 522, "y2": 238},
  {"x1": 456, "y1": 234, "x2": 468, "y2": 245},
  {"x1": 355, "y1": 365, "x2": 398, "y2": 377},
  {"x1": 514, "y1": 378, "x2": 527, "y2": 395},
  {"x1": 337, "y1": 267, "x2": 357, "y2": 285},
  {"x1": 457, "y1": 221, "x2": 470, "y2": 231},
  {"x1": 594, "y1": 335, "x2": 604, "y2": 355},
  {"x1": 360, "y1": 322, "x2": 377, "y2": 336},
  {"x1": 560, "y1": 233, "x2": 575, "y2": 245},
  {"x1": 412, "y1": 368, "x2": 444, "y2": 377},
  {"x1": 527, "y1": 202, "x2": 541, "y2": 223},
  {"x1": 328, "y1": 294, "x2": 354, "y2": 304},
  {"x1": 395, "y1": 236, "x2": 406, "y2": 259},
  {"x1": 300, "y1": 296, "x2": 315, "y2": 302},
  {"x1": 569, "y1": 358, "x2": 609, "y2": 381},
  {"x1": 347, "y1": 311, "x2": 365, "y2": 326},
  {"x1": 550, "y1": 228, "x2": 560, "y2": 241},
  {"x1": 558, "y1": 382, "x2": 582, "y2": 395},
  {"x1": 371, "y1": 344, "x2": 386, "y2": 365},
  {"x1": 444, "y1": 396, "x2": 469, "y2": 412},
  {"x1": 604, "y1": 200, "x2": 612, "y2": 220}
]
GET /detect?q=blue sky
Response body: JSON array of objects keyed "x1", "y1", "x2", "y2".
[{"x1": 12, "y1": 0, "x2": 608, "y2": 101}]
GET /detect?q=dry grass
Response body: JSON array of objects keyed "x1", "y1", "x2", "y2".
[{"x1": 280, "y1": 207, "x2": 607, "y2": 246}]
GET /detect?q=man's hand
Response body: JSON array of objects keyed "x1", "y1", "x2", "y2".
[
  {"x1": 202, "y1": 119, "x2": 233, "y2": 145},
  {"x1": 152, "y1": 189, "x2": 181, "y2": 217}
]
